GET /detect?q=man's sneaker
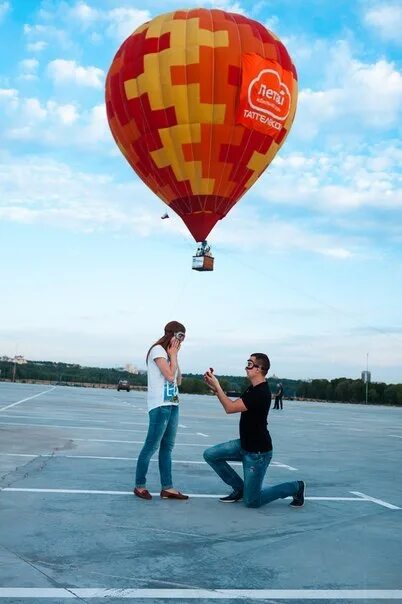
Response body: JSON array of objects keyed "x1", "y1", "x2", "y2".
[
  {"x1": 219, "y1": 490, "x2": 243, "y2": 503},
  {"x1": 289, "y1": 481, "x2": 305, "y2": 507}
]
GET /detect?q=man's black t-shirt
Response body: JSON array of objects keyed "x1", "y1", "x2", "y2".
[{"x1": 240, "y1": 381, "x2": 272, "y2": 453}]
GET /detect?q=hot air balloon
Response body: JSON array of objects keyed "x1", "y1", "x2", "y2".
[{"x1": 105, "y1": 8, "x2": 297, "y2": 271}]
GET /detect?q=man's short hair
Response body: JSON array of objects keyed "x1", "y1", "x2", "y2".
[{"x1": 251, "y1": 353, "x2": 270, "y2": 376}]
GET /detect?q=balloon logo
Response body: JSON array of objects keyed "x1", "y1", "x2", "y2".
[{"x1": 105, "y1": 9, "x2": 298, "y2": 245}]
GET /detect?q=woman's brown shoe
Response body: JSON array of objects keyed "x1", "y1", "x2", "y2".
[
  {"x1": 160, "y1": 489, "x2": 189, "y2": 500},
  {"x1": 134, "y1": 487, "x2": 152, "y2": 500}
]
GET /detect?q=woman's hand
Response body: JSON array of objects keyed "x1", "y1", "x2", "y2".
[{"x1": 168, "y1": 338, "x2": 181, "y2": 357}]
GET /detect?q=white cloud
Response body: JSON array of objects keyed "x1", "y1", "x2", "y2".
[
  {"x1": 105, "y1": 8, "x2": 150, "y2": 41},
  {"x1": 0, "y1": 87, "x2": 19, "y2": 111},
  {"x1": 47, "y1": 59, "x2": 104, "y2": 88},
  {"x1": 23, "y1": 97, "x2": 47, "y2": 121},
  {"x1": 263, "y1": 15, "x2": 279, "y2": 32},
  {"x1": 256, "y1": 145, "x2": 402, "y2": 213},
  {"x1": 0, "y1": 1, "x2": 10, "y2": 22},
  {"x1": 48, "y1": 101, "x2": 79, "y2": 125},
  {"x1": 18, "y1": 58, "x2": 39, "y2": 81},
  {"x1": 27, "y1": 40, "x2": 47, "y2": 52},
  {"x1": 295, "y1": 44, "x2": 402, "y2": 139},
  {"x1": 0, "y1": 153, "x2": 362, "y2": 259},
  {"x1": 0, "y1": 89, "x2": 98, "y2": 143},
  {"x1": 196, "y1": 0, "x2": 246, "y2": 14},
  {"x1": 70, "y1": 2, "x2": 99, "y2": 24},
  {"x1": 214, "y1": 208, "x2": 355, "y2": 258},
  {"x1": 364, "y1": 3, "x2": 402, "y2": 44},
  {"x1": 26, "y1": 3, "x2": 150, "y2": 42},
  {"x1": 0, "y1": 156, "x2": 157, "y2": 236},
  {"x1": 23, "y1": 22, "x2": 72, "y2": 50},
  {"x1": 81, "y1": 104, "x2": 109, "y2": 142},
  {"x1": 19, "y1": 59, "x2": 39, "y2": 72},
  {"x1": 0, "y1": 87, "x2": 18, "y2": 100}
]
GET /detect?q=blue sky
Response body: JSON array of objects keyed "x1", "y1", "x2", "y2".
[{"x1": 0, "y1": 0, "x2": 401, "y2": 382}]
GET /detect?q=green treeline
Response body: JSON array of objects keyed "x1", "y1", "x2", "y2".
[
  {"x1": 0, "y1": 360, "x2": 147, "y2": 387},
  {"x1": 1, "y1": 360, "x2": 401, "y2": 406},
  {"x1": 296, "y1": 378, "x2": 402, "y2": 406}
]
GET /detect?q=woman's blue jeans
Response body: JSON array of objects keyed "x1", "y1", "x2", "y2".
[
  {"x1": 203, "y1": 439, "x2": 299, "y2": 508},
  {"x1": 135, "y1": 405, "x2": 179, "y2": 490}
]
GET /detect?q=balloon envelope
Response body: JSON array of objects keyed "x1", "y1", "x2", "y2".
[{"x1": 105, "y1": 8, "x2": 298, "y2": 242}]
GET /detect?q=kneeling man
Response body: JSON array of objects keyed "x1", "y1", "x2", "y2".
[{"x1": 203, "y1": 354, "x2": 305, "y2": 508}]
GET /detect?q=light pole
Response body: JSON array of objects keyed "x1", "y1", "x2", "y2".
[{"x1": 365, "y1": 353, "x2": 369, "y2": 405}]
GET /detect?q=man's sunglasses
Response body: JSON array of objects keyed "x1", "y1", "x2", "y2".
[
  {"x1": 246, "y1": 360, "x2": 262, "y2": 370},
  {"x1": 174, "y1": 331, "x2": 186, "y2": 341}
]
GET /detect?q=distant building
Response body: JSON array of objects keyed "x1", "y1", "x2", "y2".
[
  {"x1": 14, "y1": 355, "x2": 27, "y2": 365},
  {"x1": 125, "y1": 364, "x2": 139, "y2": 374},
  {"x1": 0, "y1": 355, "x2": 27, "y2": 364},
  {"x1": 361, "y1": 371, "x2": 371, "y2": 383}
]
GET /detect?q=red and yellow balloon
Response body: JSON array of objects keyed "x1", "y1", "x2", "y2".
[{"x1": 105, "y1": 9, "x2": 297, "y2": 242}]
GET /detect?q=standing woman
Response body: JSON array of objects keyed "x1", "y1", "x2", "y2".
[{"x1": 134, "y1": 321, "x2": 189, "y2": 501}]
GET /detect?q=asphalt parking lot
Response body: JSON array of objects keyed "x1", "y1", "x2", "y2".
[{"x1": 0, "y1": 382, "x2": 401, "y2": 603}]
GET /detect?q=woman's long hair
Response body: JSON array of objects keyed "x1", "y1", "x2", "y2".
[{"x1": 146, "y1": 321, "x2": 186, "y2": 363}]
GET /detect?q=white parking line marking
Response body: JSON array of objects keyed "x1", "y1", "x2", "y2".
[
  {"x1": 0, "y1": 421, "x2": 148, "y2": 433},
  {"x1": 350, "y1": 491, "x2": 401, "y2": 510},
  {"x1": 73, "y1": 438, "x2": 208, "y2": 447},
  {"x1": 389, "y1": 434, "x2": 402, "y2": 438},
  {"x1": 179, "y1": 424, "x2": 187, "y2": 428},
  {"x1": 0, "y1": 422, "x2": 197, "y2": 436},
  {"x1": 0, "y1": 414, "x2": 150, "y2": 427},
  {"x1": 1, "y1": 487, "x2": 396, "y2": 507},
  {"x1": 0, "y1": 453, "x2": 295, "y2": 469},
  {"x1": 272, "y1": 462, "x2": 298, "y2": 471},
  {"x1": 0, "y1": 387, "x2": 56, "y2": 412},
  {"x1": 0, "y1": 588, "x2": 401, "y2": 599},
  {"x1": 197, "y1": 432, "x2": 209, "y2": 437}
]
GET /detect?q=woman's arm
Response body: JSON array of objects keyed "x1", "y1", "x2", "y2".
[
  {"x1": 154, "y1": 357, "x2": 178, "y2": 383},
  {"x1": 153, "y1": 340, "x2": 180, "y2": 383}
]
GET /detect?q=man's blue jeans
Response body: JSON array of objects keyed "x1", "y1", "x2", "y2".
[
  {"x1": 135, "y1": 405, "x2": 179, "y2": 490},
  {"x1": 203, "y1": 439, "x2": 299, "y2": 507}
]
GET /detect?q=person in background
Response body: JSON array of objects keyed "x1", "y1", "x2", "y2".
[
  {"x1": 134, "y1": 321, "x2": 188, "y2": 501},
  {"x1": 274, "y1": 382, "x2": 284, "y2": 410},
  {"x1": 203, "y1": 354, "x2": 305, "y2": 508}
]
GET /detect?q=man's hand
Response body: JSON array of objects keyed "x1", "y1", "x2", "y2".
[{"x1": 203, "y1": 368, "x2": 220, "y2": 392}]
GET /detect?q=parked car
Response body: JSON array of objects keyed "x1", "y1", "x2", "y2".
[{"x1": 117, "y1": 379, "x2": 130, "y2": 392}]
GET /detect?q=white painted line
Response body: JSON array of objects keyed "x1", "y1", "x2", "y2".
[
  {"x1": 0, "y1": 421, "x2": 197, "y2": 436},
  {"x1": 272, "y1": 462, "x2": 298, "y2": 471},
  {"x1": 0, "y1": 413, "x2": 110, "y2": 424},
  {"x1": 72, "y1": 438, "x2": 208, "y2": 447},
  {"x1": 179, "y1": 424, "x2": 187, "y2": 428},
  {"x1": 197, "y1": 432, "x2": 209, "y2": 437},
  {"x1": 0, "y1": 421, "x2": 148, "y2": 433},
  {"x1": 0, "y1": 453, "x2": 295, "y2": 470},
  {"x1": 0, "y1": 487, "x2": 383, "y2": 502},
  {"x1": 389, "y1": 434, "x2": 402, "y2": 438},
  {"x1": 0, "y1": 414, "x2": 149, "y2": 427},
  {"x1": 0, "y1": 589, "x2": 74, "y2": 599},
  {"x1": 0, "y1": 588, "x2": 401, "y2": 599},
  {"x1": 0, "y1": 387, "x2": 56, "y2": 412},
  {"x1": 116, "y1": 421, "x2": 150, "y2": 426},
  {"x1": 350, "y1": 491, "x2": 401, "y2": 510}
]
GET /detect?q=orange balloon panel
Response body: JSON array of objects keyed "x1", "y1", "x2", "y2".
[{"x1": 105, "y1": 8, "x2": 298, "y2": 242}]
